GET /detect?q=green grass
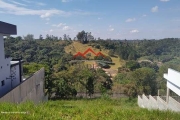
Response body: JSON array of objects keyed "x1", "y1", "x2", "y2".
[{"x1": 0, "y1": 98, "x2": 180, "y2": 120}]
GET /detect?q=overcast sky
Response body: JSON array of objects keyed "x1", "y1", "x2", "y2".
[{"x1": 0, "y1": 0, "x2": 180, "y2": 39}]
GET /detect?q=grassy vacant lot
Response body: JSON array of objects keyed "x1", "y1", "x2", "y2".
[{"x1": 0, "y1": 98, "x2": 180, "y2": 120}]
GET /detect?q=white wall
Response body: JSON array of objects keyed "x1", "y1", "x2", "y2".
[
  {"x1": 11, "y1": 65, "x2": 20, "y2": 88},
  {"x1": 0, "y1": 34, "x2": 4, "y2": 60},
  {"x1": 164, "y1": 68, "x2": 180, "y2": 96},
  {"x1": 0, "y1": 34, "x2": 12, "y2": 97}
]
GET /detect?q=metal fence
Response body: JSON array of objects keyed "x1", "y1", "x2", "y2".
[
  {"x1": 158, "y1": 89, "x2": 167, "y2": 102},
  {"x1": 0, "y1": 68, "x2": 47, "y2": 104}
]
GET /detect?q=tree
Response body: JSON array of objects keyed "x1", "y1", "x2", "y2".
[
  {"x1": 54, "y1": 77, "x2": 77, "y2": 98},
  {"x1": 15, "y1": 36, "x2": 22, "y2": 41},
  {"x1": 73, "y1": 37, "x2": 76, "y2": 41},
  {"x1": 87, "y1": 32, "x2": 94, "y2": 41},
  {"x1": 46, "y1": 34, "x2": 50, "y2": 40},
  {"x1": 108, "y1": 49, "x2": 115, "y2": 57},
  {"x1": 77, "y1": 68, "x2": 96, "y2": 97},
  {"x1": 63, "y1": 34, "x2": 67, "y2": 40},
  {"x1": 126, "y1": 61, "x2": 140, "y2": 71},
  {"x1": 128, "y1": 52, "x2": 138, "y2": 60},
  {"x1": 39, "y1": 34, "x2": 43, "y2": 40},
  {"x1": 23, "y1": 34, "x2": 34, "y2": 41},
  {"x1": 139, "y1": 61, "x2": 159, "y2": 72},
  {"x1": 76, "y1": 30, "x2": 88, "y2": 44},
  {"x1": 59, "y1": 37, "x2": 62, "y2": 40},
  {"x1": 124, "y1": 84, "x2": 137, "y2": 98},
  {"x1": 96, "y1": 69, "x2": 113, "y2": 94},
  {"x1": 131, "y1": 67, "x2": 157, "y2": 95}
]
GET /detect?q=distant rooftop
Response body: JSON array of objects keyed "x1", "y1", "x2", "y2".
[{"x1": 0, "y1": 21, "x2": 17, "y2": 35}]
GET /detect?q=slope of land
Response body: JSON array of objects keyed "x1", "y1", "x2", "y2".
[
  {"x1": 65, "y1": 41, "x2": 122, "y2": 74},
  {"x1": 0, "y1": 98, "x2": 180, "y2": 120}
]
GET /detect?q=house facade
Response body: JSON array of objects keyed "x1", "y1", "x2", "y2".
[{"x1": 0, "y1": 21, "x2": 23, "y2": 97}]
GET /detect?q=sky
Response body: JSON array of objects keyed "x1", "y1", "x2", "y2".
[{"x1": 0, "y1": 0, "x2": 180, "y2": 40}]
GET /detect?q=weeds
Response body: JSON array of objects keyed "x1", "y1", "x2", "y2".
[{"x1": 0, "y1": 98, "x2": 179, "y2": 120}]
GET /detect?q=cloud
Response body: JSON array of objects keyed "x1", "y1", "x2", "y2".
[
  {"x1": 130, "y1": 29, "x2": 139, "y2": 33},
  {"x1": 62, "y1": 0, "x2": 71, "y2": 2},
  {"x1": 36, "y1": 2, "x2": 46, "y2": 6},
  {"x1": 0, "y1": 0, "x2": 94, "y2": 19},
  {"x1": 151, "y1": 6, "x2": 158, "y2": 12},
  {"x1": 45, "y1": 18, "x2": 50, "y2": 21},
  {"x1": 21, "y1": 0, "x2": 46, "y2": 6},
  {"x1": 142, "y1": 14, "x2": 147, "y2": 17},
  {"x1": 0, "y1": 0, "x2": 67, "y2": 18},
  {"x1": 10, "y1": 0, "x2": 27, "y2": 6},
  {"x1": 98, "y1": 17, "x2": 102, "y2": 20},
  {"x1": 108, "y1": 25, "x2": 114, "y2": 31},
  {"x1": 62, "y1": 26, "x2": 72, "y2": 31},
  {"x1": 49, "y1": 29, "x2": 53, "y2": 32},
  {"x1": 21, "y1": 0, "x2": 31, "y2": 3},
  {"x1": 126, "y1": 18, "x2": 136, "y2": 22},
  {"x1": 52, "y1": 23, "x2": 66, "y2": 27},
  {"x1": 160, "y1": 0, "x2": 170, "y2": 2},
  {"x1": 58, "y1": 23, "x2": 66, "y2": 27},
  {"x1": 109, "y1": 28, "x2": 114, "y2": 32}
]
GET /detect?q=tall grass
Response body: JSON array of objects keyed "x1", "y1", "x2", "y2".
[{"x1": 0, "y1": 98, "x2": 179, "y2": 120}]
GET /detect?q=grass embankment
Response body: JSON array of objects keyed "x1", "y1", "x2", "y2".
[
  {"x1": 0, "y1": 98, "x2": 179, "y2": 120},
  {"x1": 65, "y1": 41, "x2": 122, "y2": 70}
]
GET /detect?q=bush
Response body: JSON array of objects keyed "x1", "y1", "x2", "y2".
[{"x1": 126, "y1": 61, "x2": 140, "y2": 71}]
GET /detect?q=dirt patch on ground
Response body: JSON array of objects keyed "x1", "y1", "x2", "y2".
[{"x1": 102, "y1": 68, "x2": 118, "y2": 77}]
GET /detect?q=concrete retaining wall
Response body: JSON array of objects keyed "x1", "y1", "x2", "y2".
[
  {"x1": 0, "y1": 68, "x2": 46, "y2": 103},
  {"x1": 138, "y1": 94, "x2": 180, "y2": 112},
  {"x1": 157, "y1": 96, "x2": 167, "y2": 111},
  {"x1": 138, "y1": 95, "x2": 144, "y2": 108},
  {"x1": 168, "y1": 96, "x2": 180, "y2": 112},
  {"x1": 149, "y1": 95, "x2": 158, "y2": 109},
  {"x1": 142, "y1": 94, "x2": 150, "y2": 109}
]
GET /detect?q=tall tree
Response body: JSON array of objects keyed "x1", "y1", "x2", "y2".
[
  {"x1": 39, "y1": 34, "x2": 43, "y2": 40},
  {"x1": 63, "y1": 34, "x2": 67, "y2": 40},
  {"x1": 87, "y1": 32, "x2": 94, "y2": 41},
  {"x1": 131, "y1": 67, "x2": 157, "y2": 95},
  {"x1": 23, "y1": 34, "x2": 34, "y2": 41},
  {"x1": 76, "y1": 30, "x2": 87, "y2": 43},
  {"x1": 59, "y1": 37, "x2": 62, "y2": 40}
]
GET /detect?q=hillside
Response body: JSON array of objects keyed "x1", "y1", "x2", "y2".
[
  {"x1": 65, "y1": 41, "x2": 123, "y2": 71},
  {"x1": 1, "y1": 98, "x2": 180, "y2": 120}
]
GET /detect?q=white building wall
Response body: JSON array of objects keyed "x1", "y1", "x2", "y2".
[
  {"x1": 0, "y1": 34, "x2": 12, "y2": 97},
  {"x1": 11, "y1": 65, "x2": 20, "y2": 88},
  {"x1": 164, "y1": 68, "x2": 180, "y2": 96},
  {"x1": 0, "y1": 34, "x2": 4, "y2": 59}
]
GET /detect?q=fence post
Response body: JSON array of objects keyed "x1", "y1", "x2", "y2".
[{"x1": 166, "y1": 87, "x2": 170, "y2": 103}]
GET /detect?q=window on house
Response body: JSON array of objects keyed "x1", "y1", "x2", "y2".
[{"x1": 1, "y1": 80, "x2": 5, "y2": 86}]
